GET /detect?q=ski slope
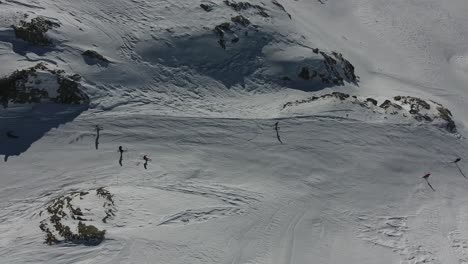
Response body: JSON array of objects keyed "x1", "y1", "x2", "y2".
[
  {"x1": 1, "y1": 0, "x2": 468, "y2": 263},
  {"x1": 2, "y1": 112, "x2": 468, "y2": 264}
]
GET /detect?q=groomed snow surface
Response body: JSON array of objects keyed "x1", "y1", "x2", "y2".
[{"x1": 1, "y1": 0, "x2": 468, "y2": 263}]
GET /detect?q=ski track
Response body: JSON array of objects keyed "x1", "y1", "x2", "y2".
[{"x1": 1, "y1": 0, "x2": 468, "y2": 263}]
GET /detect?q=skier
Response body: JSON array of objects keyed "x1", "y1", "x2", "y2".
[
  {"x1": 118, "y1": 146, "x2": 125, "y2": 166},
  {"x1": 95, "y1": 125, "x2": 103, "y2": 150},
  {"x1": 143, "y1": 155, "x2": 151, "y2": 170},
  {"x1": 452, "y1": 158, "x2": 466, "y2": 178},
  {"x1": 422, "y1": 173, "x2": 435, "y2": 191}
]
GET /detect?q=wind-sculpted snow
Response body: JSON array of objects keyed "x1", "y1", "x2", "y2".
[
  {"x1": 1, "y1": 0, "x2": 468, "y2": 263},
  {"x1": 0, "y1": 113, "x2": 467, "y2": 264}
]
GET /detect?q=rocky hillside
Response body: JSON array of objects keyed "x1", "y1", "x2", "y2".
[
  {"x1": 0, "y1": 63, "x2": 88, "y2": 108},
  {"x1": 282, "y1": 93, "x2": 457, "y2": 133}
]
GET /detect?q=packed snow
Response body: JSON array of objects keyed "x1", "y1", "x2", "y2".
[{"x1": 1, "y1": 0, "x2": 468, "y2": 263}]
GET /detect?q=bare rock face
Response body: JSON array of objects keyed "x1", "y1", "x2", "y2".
[
  {"x1": 231, "y1": 15, "x2": 251, "y2": 27},
  {"x1": 12, "y1": 17, "x2": 60, "y2": 46},
  {"x1": 200, "y1": 3, "x2": 214, "y2": 12},
  {"x1": 224, "y1": 0, "x2": 269, "y2": 17},
  {"x1": 0, "y1": 63, "x2": 89, "y2": 108},
  {"x1": 295, "y1": 50, "x2": 358, "y2": 86},
  {"x1": 82, "y1": 50, "x2": 109, "y2": 63}
]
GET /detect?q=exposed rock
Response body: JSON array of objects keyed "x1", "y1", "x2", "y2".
[
  {"x1": 271, "y1": 0, "x2": 292, "y2": 19},
  {"x1": 39, "y1": 188, "x2": 115, "y2": 246},
  {"x1": 82, "y1": 50, "x2": 110, "y2": 63},
  {"x1": 282, "y1": 93, "x2": 456, "y2": 133},
  {"x1": 437, "y1": 107, "x2": 456, "y2": 132},
  {"x1": 12, "y1": 17, "x2": 59, "y2": 46},
  {"x1": 366, "y1": 98, "x2": 378, "y2": 106},
  {"x1": 298, "y1": 67, "x2": 310, "y2": 80},
  {"x1": 214, "y1": 22, "x2": 233, "y2": 49},
  {"x1": 379, "y1": 100, "x2": 403, "y2": 110},
  {"x1": 296, "y1": 49, "x2": 358, "y2": 86},
  {"x1": 224, "y1": 0, "x2": 269, "y2": 17},
  {"x1": 282, "y1": 92, "x2": 349, "y2": 109},
  {"x1": 231, "y1": 15, "x2": 251, "y2": 27},
  {"x1": 214, "y1": 22, "x2": 231, "y2": 34},
  {"x1": 200, "y1": 3, "x2": 214, "y2": 12}
]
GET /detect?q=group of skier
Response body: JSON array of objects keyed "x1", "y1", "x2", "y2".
[
  {"x1": 116, "y1": 145, "x2": 151, "y2": 169},
  {"x1": 96, "y1": 126, "x2": 151, "y2": 169},
  {"x1": 422, "y1": 157, "x2": 464, "y2": 191}
]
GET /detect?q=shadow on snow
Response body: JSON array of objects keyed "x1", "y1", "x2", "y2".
[{"x1": 0, "y1": 103, "x2": 87, "y2": 161}]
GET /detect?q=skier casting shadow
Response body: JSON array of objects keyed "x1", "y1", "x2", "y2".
[
  {"x1": 95, "y1": 125, "x2": 103, "y2": 150},
  {"x1": 422, "y1": 173, "x2": 435, "y2": 192},
  {"x1": 452, "y1": 158, "x2": 466, "y2": 178},
  {"x1": 143, "y1": 155, "x2": 151, "y2": 170},
  {"x1": 118, "y1": 146, "x2": 126, "y2": 166}
]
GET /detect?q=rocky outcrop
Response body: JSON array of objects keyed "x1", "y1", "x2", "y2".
[
  {"x1": 223, "y1": 0, "x2": 269, "y2": 17},
  {"x1": 231, "y1": 15, "x2": 251, "y2": 27},
  {"x1": 0, "y1": 63, "x2": 89, "y2": 108},
  {"x1": 12, "y1": 17, "x2": 59, "y2": 46},
  {"x1": 213, "y1": 15, "x2": 251, "y2": 49},
  {"x1": 297, "y1": 50, "x2": 358, "y2": 86},
  {"x1": 200, "y1": 3, "x2": 214, "y2": 12},
  {"x1": 82, "y1": 50, "x2": 110, "y2": 63},
  {"x1": 282, "y1": 92, "x2": 350, "y2": 108},
  {"x1": 39, "y1": 188, "x2": 115, "y2": 246},
  {"x1": 282, "y1": 93, "x2": 457, "y2": 133},
  {"x1": 271, "y1": 0, "x2": 291, "y2": 19}
]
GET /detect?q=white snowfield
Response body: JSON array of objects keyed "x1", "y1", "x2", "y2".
[{"x1": 0, "y1": 0, "x2": 468, "y2": 263}]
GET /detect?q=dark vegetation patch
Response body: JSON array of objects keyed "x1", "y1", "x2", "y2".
[
  {"x1": 12, "y1": 17, "x2": 59, "y2": 46},
  {"x1": 0, "y1": 63, "x2": 88, "y2": 108},
  {"x1": 82, "y1": 50, "x2": 109, "y2": 63},
  {"x1": 223, "y1": 0, "x2": 269, "y2": 17},
  {"x1": 39, "y1": 188, "x2": 116, "y2": 246}
]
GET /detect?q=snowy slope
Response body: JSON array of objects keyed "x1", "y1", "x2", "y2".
[
  {"x1": 1, "y1": 0, "x2": 468, "y2": 263},
  {"x1": 1, "y1": 113, "x2": 468, "y2": 264}
]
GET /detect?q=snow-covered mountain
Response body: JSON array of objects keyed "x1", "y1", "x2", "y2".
[{"x1": 1, "y1": 0, "x2": 468, "y2": 263}]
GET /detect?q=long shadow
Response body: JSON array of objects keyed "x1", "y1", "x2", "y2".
[
  {"x1": 83, "y1": 56, "x2": 110, "y2": 67},
  {"x1": 0, "y1": 103, "x2": 87, "y2": 161},
  {"x1": 0, "y1": 28, "x2": 62, "y2": 56},
  {"x1": 135, "y1": 31, "x2": 355, "y2": 92},
  {"x1": 425, "y1": 178, "x2": 436, "y2": 192},
  {"x1": 455, "y1": 163, "x2": 466, "y2": 178},
  {"x1": 95, "y1": 125, "x2": 102, "y2": 150}
]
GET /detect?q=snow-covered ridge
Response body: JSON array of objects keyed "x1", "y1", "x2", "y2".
[
  {"x1": 282, "y1": 93, "x2": 457, "y2": 133},
  {"x1": 0, "y1": 0, "x2": 364, "y2": 117}
]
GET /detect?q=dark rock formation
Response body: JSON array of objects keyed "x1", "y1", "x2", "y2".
[
  {"x1": 82, "y1": 50, "x2": 110, "y2": 63},
  {"x1": 0, "y1": 63, "x2": 88, "y2": 108},
  {"x1": 231, "y1": 15, "x2": 251, "y2": 27},
  {"x1": 12, "y1": 17, "x2": 59, "y2": 46},
  {"x1": 200, "y1": 3, "x2": 214, "y2": 12},
  {"x1": 224, "y1": 0, "x2": 269, "y2": 17}
]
